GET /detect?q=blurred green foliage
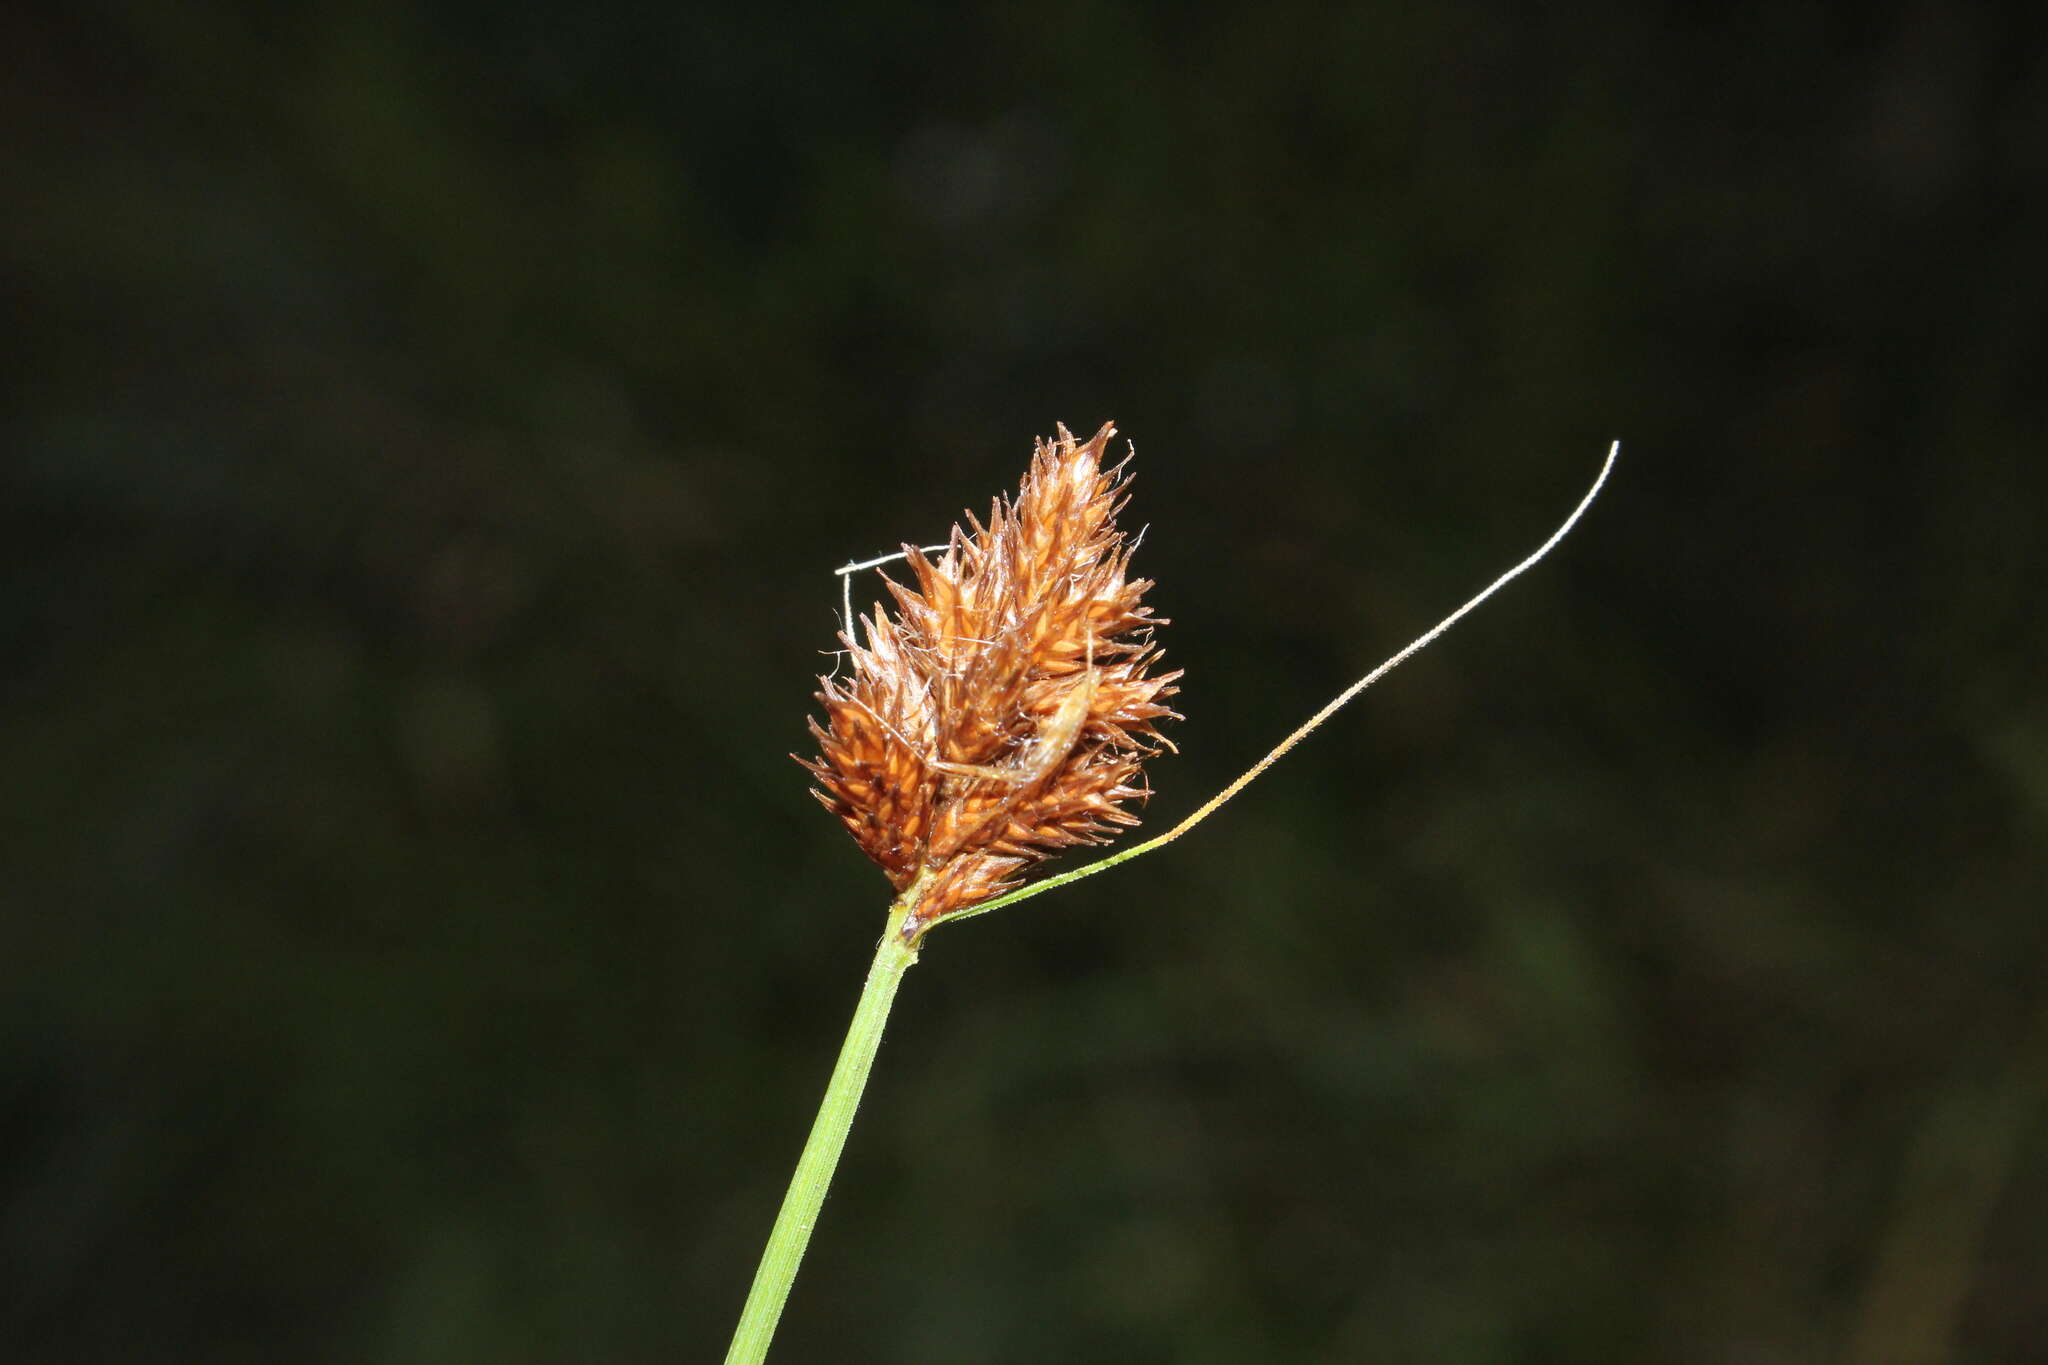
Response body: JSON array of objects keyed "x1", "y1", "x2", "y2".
[{"x1": 4, "y1": 2, "x2": 2045, "y2": 1361}]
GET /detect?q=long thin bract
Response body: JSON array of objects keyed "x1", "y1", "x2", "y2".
[{"x1": 939, "y1": 440, "x2": 1621, "y2": 928}]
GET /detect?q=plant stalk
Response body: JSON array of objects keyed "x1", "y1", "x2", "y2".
[{"x1": 723, "y1": 897, "x2": 921, "y2": 1365}]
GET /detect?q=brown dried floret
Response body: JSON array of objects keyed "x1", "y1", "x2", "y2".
[{"x1": 799, "y1": 422, "x2": 1180, "y2": 940}]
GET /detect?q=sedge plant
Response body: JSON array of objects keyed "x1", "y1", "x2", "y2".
[{"x1": 724, "y1": 423, "x2": 1618, "y2": 1363}]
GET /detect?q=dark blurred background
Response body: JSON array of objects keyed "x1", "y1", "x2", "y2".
[{"x1": 5, "y1": 2, "x2": 2045, "y2": 1362}]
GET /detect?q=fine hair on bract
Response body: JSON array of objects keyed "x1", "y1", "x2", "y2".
[{"x1": 801, "y1": 422, "x2": 1619, "y2": 944}]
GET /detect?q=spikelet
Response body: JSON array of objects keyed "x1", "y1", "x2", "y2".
[{"x1": 800, "y1": 422, "x2": 1181, "y2": 941}]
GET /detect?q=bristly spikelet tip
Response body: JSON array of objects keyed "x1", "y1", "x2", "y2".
[{"x1": 802, "y1": 422, "x2": 1180, "y2": 940}]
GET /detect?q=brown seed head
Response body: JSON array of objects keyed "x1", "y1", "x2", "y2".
[{"x1": 799, "y1": 422, "x2": 1180, "y2": 940}]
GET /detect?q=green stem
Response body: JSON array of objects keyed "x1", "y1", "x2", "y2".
[{"x1": 723, "y1": 899, "x2": 921, "y2": 1365}]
